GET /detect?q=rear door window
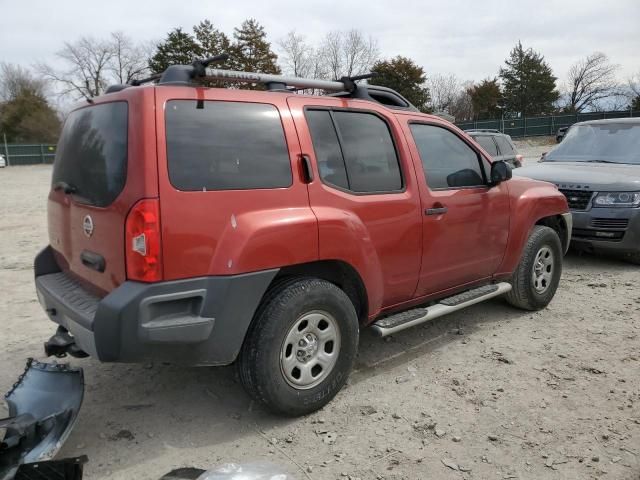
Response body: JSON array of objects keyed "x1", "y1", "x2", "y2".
[
  {"x1": 305, "y1": 109, "x2": 403, "y2": 193},
  {"x1": 52, "y1": 102, "x2": 128, "y2": 207},
  {"x1": 474, "y1": 135, "x2": 499, "y2": 156},
  {"x1": 165, "y1": 100, "x2": 292, "y2": 191}
]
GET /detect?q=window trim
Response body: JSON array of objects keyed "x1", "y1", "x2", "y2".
[
  {"x1": 409, "y1": 120, "x2": 490, "y2": 191},
  {"x1": 164, "y1": 99, "x2": 294, "y2": 192},
  {"x1": 304, "y1": 106, "x2": 406, "y2": 196}
]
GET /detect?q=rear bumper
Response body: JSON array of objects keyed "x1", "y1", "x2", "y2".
[
  {"x1": 570, "y1": 207, "x2": 640, "y2": 255},
  {"x1": 34, "y1": 246, "x2": 278, "y2": 366}
]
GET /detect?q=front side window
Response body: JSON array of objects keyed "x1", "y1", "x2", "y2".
[
  {"x1": 305, "y1": 109, "x2": 402, "y2": 193},
  {"x1": 166, "y1": 100, "x2": 292, "y2": 191},
  {"x1": 410, "y1": 124, "x2": 485, "y2": 190}
]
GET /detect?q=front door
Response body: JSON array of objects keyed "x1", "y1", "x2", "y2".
[{"x1": 403, "y1": 120, "x2": 511, "y2": 297}]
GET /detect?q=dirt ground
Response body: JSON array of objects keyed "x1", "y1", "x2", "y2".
[{"x1": 1, "y1": 164, "x2": 639, "y2": 480}]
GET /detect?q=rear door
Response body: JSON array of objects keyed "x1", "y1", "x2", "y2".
[
  {"x1": 287, "y1": 96, "x2": 422, "y2": 310},
  {"x1": 403, "y1": 120, "x2": 510, "y2": 296},
  {"x1": 155, "y1": 88, "x2": 317, "y2": 280},
  {"x1": 47, "y1": 89, "x2": 158, "y2": 294}
]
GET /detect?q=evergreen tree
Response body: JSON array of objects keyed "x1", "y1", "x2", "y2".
[
  {"x1": 467, "y1": 78, "x2": 502, "y2": 120},
  {"x1": 149, "y1": 28, "x2": 201, "y2": 73},
  {"x1": 499, "y1": 41, "x2": 559, "y2": 116},
  {"x1": 231, "y1": 19, "x2": 280, "y2": 82},
  {"x1": 0, "y1": 81, "x2": 60, "y2": 143},
  {"x1": 193, "y1": 20, "x2": 231, "y2": 63},
  {"x1": 369, "y1": 56, "x2": 431, "y2": 112}
]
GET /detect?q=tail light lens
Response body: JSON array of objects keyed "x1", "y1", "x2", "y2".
[
  {"x1": 515, "y1": 154, "x2": 524, "y2": 166},
  {"x1": 125, "y1": 199, "x2": 162, "y2": 282}
]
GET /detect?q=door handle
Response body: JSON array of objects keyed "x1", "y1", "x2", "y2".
[
  {"x1": 425, "y1": 206, "x2": 448, "y2": 216},
  {"x1": 300, "y1": 154, "x2": 314, "y2": 183}
]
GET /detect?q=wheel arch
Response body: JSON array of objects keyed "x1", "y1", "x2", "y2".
[
  {"x1": 536, "y1": 214, "x2": 571, "y2": 253},
  {"x1": 271, "y1": 260, "x2": 369, "y2": 325}
]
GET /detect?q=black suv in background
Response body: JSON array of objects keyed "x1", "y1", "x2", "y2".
[{"x1": 466, "y1": 129, "x2": 523, "y2": 168}]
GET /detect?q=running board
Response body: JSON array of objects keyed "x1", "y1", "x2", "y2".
[{"x1": 371, "y1": 282, "x2": 512, "y2": 337}]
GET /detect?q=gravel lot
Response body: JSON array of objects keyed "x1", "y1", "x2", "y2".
[{"x1": 1, "y1": 165, "x2": 639, "y2": 480}]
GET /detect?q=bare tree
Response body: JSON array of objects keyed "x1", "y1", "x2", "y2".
[
  {"x1": 0, "y1": 63, "x2": 48, "y2": 101},
  {"x1": 278, "y1": 31, "x2": 314, "y2": 77},
  {"x1": 39, "y1": 33, "x2": 150, "y2": 101},
  {"x1": 563, "y1": 52, "x2": 618, "y2": 112},
  {"x1": 109, "y1": 32, "x2": 151, "y2": 84},
  {"x1": 629, "y1": 71, "x2": 640, "y2": 108},
  {"x1": 428, "y1": 73, "x2": 460, "y2": 113},
  {"x1": 317, "y1": 30, "x2": 379, "y2": 80},
  {"x1": 448, "y1": 81, "x2": 475, "y2": 121}
]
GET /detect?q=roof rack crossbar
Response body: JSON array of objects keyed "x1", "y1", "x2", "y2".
[{"x1": 203, "y1": 68, "x2": 349, "y2": 92}]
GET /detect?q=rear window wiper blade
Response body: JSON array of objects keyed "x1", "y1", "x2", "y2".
[
  {"x1": 584, "y1": 159, "x2": 620, "y2": 164},
  {"x1": 53, "y1": 181, "x2": 78, "y2": 194}
]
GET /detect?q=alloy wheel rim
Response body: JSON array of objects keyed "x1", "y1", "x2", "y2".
[
  {"x1": 280, "y1": 311, "x2": 341, "y2": 390},
  {"x1": 532, "y1": 246, "x2": 554, "y2": 294}
]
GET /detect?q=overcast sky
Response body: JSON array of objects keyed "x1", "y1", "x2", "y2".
[{"x1": 1, "y1": 0, "x2": 638, "y2": 86}]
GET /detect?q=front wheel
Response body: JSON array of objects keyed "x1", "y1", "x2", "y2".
[
  {"x1": 237, "y1": 278, "x2": 359, "y2": 416},
  {"x1": 506, "y1": 225, "x2": 563, "y2": 310}
]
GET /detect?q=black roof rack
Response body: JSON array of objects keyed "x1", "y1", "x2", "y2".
[{"x1": 104, "y1": 55, "x2": 418, "y2": 111}]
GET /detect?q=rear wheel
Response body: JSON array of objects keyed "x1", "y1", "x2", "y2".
[
  {"x1": 237, "y1": 278, "x2": 359, "y2": 416},
  {"x1": 506, "y1": 225, "x2": 563, "y2": 310}
]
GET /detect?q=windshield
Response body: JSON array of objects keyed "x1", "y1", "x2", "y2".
[
  {"x1": 52, "y1": 102, "x2": 128, "y2": 207},
  {"x1": 545, "y1": 123, "x2": 640, "y2": 164}
]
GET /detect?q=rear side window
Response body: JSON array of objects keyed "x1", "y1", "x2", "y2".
[
  {"x1": 166, "y1": 100, "x2": 292, "y2": 191},
  {"x1": 494, "y1": 136, "x2": 515, "y2": 155},
  {"x1": 474, "y1": 135, "x2": 498, "y2": 156},
  {"x1": 410, "y1": 124, "x2": 485, "y2": 190},
  {"x1": 52, "y1": 102, "x2": 128, "y2": 207},
  {"x1": 305, "y1": 109, "x2": 402, "y2": 193},
  {"x1": 305, "y1": 110, "x2": 349, "y2": 189}
]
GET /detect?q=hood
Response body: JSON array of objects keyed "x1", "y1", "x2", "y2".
[{"x1": 516, "y1": 162, "x2": 640, "y2": 191}]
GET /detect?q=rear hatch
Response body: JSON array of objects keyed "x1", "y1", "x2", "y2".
[{"x1": 47, "y1": 91, "x2": 157, "y2": 294}]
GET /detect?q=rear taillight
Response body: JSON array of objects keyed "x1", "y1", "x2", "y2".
[{"x1": 125, "y1": 199, "x2": 162, "y2": 282}]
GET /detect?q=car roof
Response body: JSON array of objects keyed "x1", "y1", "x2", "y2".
[
  {"x1": 466, "y1": 130, "x2": 509, "y2": 138},
  {"x1": 574, "y1": 117, "x2": 640, "y2": 126}
]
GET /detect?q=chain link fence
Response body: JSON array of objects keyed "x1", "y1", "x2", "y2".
[
  {"x1": 1, "y1": 144, "x2": 56, "y2": 166},
  {"x1": 456, "y1": 109, "x2": 640, "y2": 137}
]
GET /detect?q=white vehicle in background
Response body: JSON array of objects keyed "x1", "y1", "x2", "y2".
[{"x1": 0, "y1": 153, "x2": 6, "y2": 167}]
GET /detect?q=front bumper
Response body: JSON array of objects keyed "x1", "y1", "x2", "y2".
[
  {"x1": 570, "y1": 206, "x2": 640, "y2": 255},
  {"x1": 34, "y1": 246, "x2": 278, "y2": 366}
]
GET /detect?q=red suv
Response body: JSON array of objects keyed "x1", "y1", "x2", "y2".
[{"x1": 35, "y1": 61, "x2": 571, "y2": 416}]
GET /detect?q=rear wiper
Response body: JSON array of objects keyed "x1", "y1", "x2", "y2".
[
  {"x1": 585, "y1": 160, "x2": 619, "y2": 164},
  {"x1": 53, "y1": 181, "x2": 78, "y2": 194}
]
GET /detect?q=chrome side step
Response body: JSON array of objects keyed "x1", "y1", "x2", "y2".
[{"x1": 371, "y1": 282, "x2": 512, "y2": 337}]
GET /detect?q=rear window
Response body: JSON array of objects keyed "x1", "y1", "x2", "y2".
[
  {"x1": 473, "y1": 135, "x2": 498, "y2": 156},
  {"x1": 494, "y1": 136, "x2": 515, "y2": 154},
  {"x1": 52, "y1": 102, "x2": 128, "y2": 207},
  {"x1": 166, "y1": 100, "x2": 292, "y2": 191}
]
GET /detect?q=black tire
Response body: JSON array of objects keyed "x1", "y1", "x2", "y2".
[
  {"x1": 506, "y1": 225, "x2": 563, "y2": 311},
  {"x1": 237, "y1": 278, "x2": 359, "y2": 416}
]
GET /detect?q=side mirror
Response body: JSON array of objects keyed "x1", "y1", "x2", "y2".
[
  {"x1": 490, "y1": 160, "x2": 512, "y2": 185},
  {"x1": 539, "y1": 152, "x2": 547, "y2": 163}
]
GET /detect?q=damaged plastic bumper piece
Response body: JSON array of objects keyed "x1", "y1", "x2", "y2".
[{"x1": 0, "y1": 359, "x2": 85, "y2": 480}]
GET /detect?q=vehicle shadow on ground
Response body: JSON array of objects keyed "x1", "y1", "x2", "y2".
[{"x1": 58, "y1": 251, "x2": 637, "y2": 477}]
